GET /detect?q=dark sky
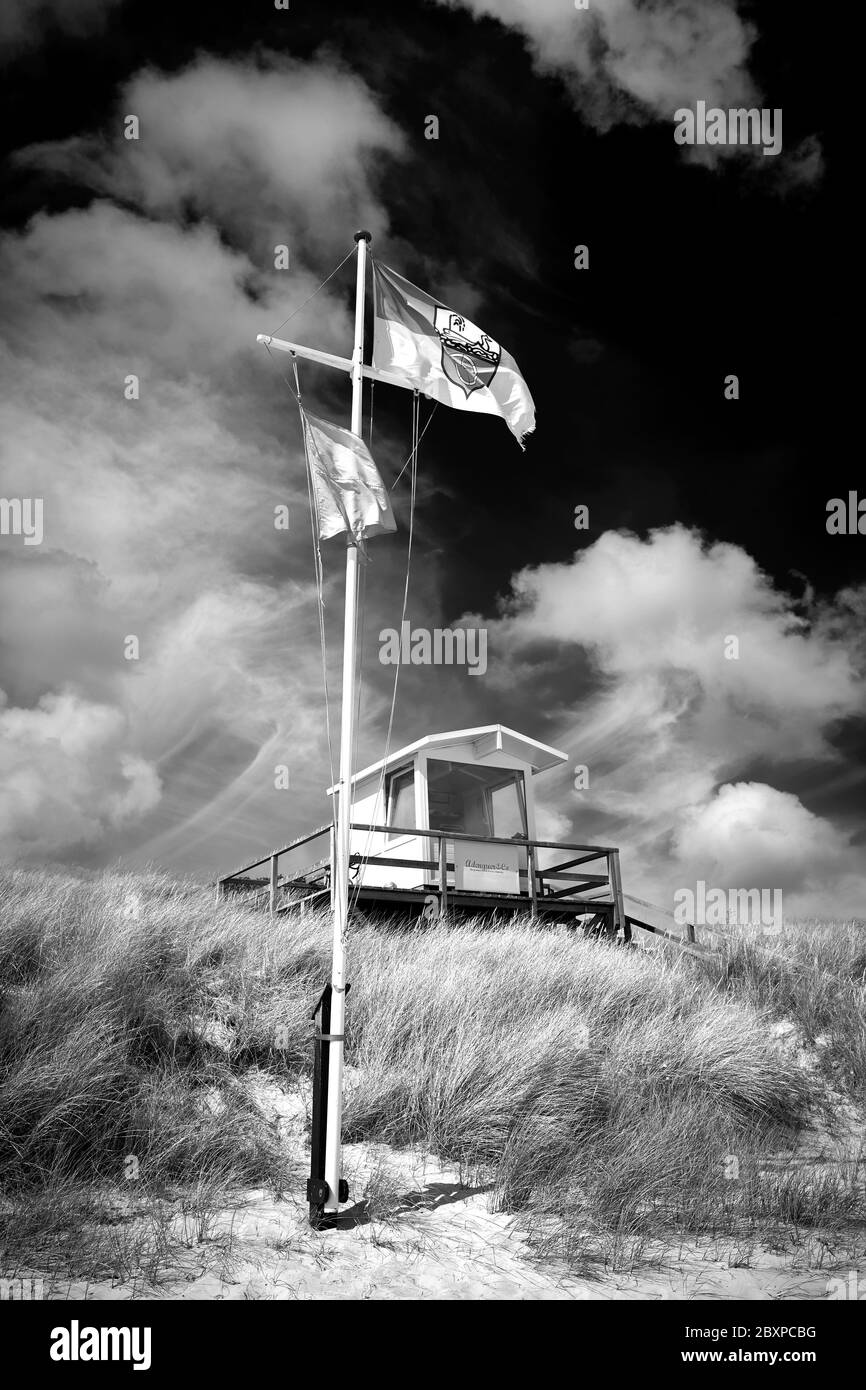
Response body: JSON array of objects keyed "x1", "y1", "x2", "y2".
[
  {"x1": 0, "y1": 0, "x2": 860, "y2": 914},
  {"x1": 2, "y1": 1, "x2": 841, "y2": 586}
]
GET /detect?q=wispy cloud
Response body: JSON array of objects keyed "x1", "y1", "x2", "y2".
[
  {"x1": 0, "y1": 0, "x2": 120, "y2": 56},
  {"x1": 0, "y1": 55, "x2": 409, "y2": 871},
  {"x1": 0, "y1": 42, "x2": 843, "y2": 903}
]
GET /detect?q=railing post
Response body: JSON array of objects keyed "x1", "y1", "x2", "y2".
[
  {"x1": 610, "y1": 850, "x2": 628, "y2": 940},
  {"x1": 438, "y1": 832, "x2": 448, "y2": 918},
  {"x1": 527, "y1": 841, "x2": 539, "y2": 918},
  {"x1": 269, "y1": 854, "x2": 278, "y2": 915}
]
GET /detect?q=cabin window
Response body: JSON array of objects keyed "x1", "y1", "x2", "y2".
[
  {"x1": 385, "y1": 767, "x2": 415, "y2": 839},
  {"x1": 426, "y1": 760, "x2": 528, "y2": 840}
]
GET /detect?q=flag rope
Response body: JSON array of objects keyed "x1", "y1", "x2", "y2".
[
  {"x1": 265, "y1": 343, "x2": 339, "y2": 836},
  {"x1": 264, "y1": 340, "x2": 428, "y2": 923},
  {"x1": 349, "y1": 389, "x2": 421, "y2": 918},
  {"x1": 347, "y1": 532, "x2": 367, "y2": 913},
  {"x1": 389, "y1": 398, "x2": 437, "y2": 491},
  {"x1": 269, "y1": 245, "x2": 357, "y2": 340}
]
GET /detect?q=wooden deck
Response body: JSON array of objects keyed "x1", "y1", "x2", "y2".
[{"x1": 217, "y1": 821, "x2": 630, "y2": 938}]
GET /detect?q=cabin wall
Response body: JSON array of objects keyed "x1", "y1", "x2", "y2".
[
  {"x1": 349, "y1": 765, "x2": 429, "y2": 891},
  {"x1": 342, "y1": 739, "x2": 545, "y2": 893}
]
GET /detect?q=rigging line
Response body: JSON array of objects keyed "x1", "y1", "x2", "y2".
[
  {"x1": 274, "y1": 345, "x2": 338, "y2": 832},
  {"x1": 302, "y1": 438, "x2": 339, "y2": 836},
  {"x1": 346, "y1": 541, "x2": 368, "y2": 919},
  {"x1": 346, "y1": 519, "x2": 370, "y2": 919},
  {"x1": 350, "y1": 389, "x2": 421, "y2": 915},
  {"x1": 344, "y1": 374, "x2": 374, "y2": 921},
  {"x1": 389, "y1": 399, "x2": 438, "y2": 492},
  {"x1": 268, "y1": 244, "x2": 356, "y2": 340},
  {"x1": 264, "y1": 339, "x2": 303, "y2": 406},
  {"x1": 368, "y1": 380, "x2": 375, "y2": 449},
  {"x1": 265, "y1": 338, "x2": 366, "y2": 913},
  {"x1": 377, "y1": 393, "x2": 420, "y2": 820}
]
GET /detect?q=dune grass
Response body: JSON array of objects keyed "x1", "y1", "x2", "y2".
[
  {"x1": 690, "y1": 919, "x2": 866, "y2": 1100},
  {"x1": 340, "y1": 923, "x2": 862, "y2": 1266},
  {"x1": 0, "y1": 866, "x2": 862, "y2": 1283}
]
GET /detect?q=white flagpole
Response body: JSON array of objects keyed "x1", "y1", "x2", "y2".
[{"x1": 323, "y1": 228, "x2": 371, "y2": 1215}]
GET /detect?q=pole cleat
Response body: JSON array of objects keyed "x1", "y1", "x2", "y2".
[{"x1": 305, "y1": 1177, "x2": 349, "y2": 1206}]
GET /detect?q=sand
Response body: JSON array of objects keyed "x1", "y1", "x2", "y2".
[{"x1": 11, "y1": 1074, "x2": 861, "y2": 1302}]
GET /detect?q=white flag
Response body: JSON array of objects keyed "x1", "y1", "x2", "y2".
[
  {"x1": 301, "y1": 411, "x2": 396, "y2": 549},
  {"x1": 373, "y1": 261, "x2": 535, "y2": 447}
]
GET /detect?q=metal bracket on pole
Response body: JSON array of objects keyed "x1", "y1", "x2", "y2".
[{"x1": 307, "y1": 981, "x2": 351, "y2": 1224}]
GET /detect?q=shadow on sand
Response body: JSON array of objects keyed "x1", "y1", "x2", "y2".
[{"x1": 324, "y1": 1179, "x2": 493, "y2": 1230}]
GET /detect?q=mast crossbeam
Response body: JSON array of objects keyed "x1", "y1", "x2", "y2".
[{"x1": 256, "y1": 333, "x2": 420, "y2": 395}]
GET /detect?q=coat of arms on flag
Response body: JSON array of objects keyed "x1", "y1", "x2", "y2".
[
  {"x1": 432, "y1": 307, "x2": 500, "y2": 397},
  {"x1": 372, "y1": 262, "x2": 535, "y2": 447}
]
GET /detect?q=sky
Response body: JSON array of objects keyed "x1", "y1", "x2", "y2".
[{"x1": 0, "y1": 0, "x2": 860, "y2": 917}]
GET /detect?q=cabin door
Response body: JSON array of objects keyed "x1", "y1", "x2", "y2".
[{"x1": 425, "y1": 759, "x2": 529, "y2": 895}]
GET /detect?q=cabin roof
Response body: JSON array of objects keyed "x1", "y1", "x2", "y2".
[{"x1": 327, "y1": 724, "x2": 568, "y2": 794}]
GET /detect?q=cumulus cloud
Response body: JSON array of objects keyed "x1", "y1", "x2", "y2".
[
  {"x1": 436, "y1": 0, "x2": 821, "y2": 183},
  {"x1": 671, "y1": 781, "x2": 865, "y2": 921},
  {"x1": 0, "y1": 689, "x2": 161, "y2": 855},
  {"x1": 0, "y1": 46, "x2": 838, "y2": 895},
  {"x1": 472, "y1": 527, "x2": 865, "y2": 916},
  {"x1": 18, "y1": 56, "x2": 405, "y2": 260},
  {"x1": 0, "y1": 55, "x2": 408, "y2": 871},
  {"x1": 437, "y1": 0, "x2": 757, "y2": 121},
  {"x1": 673, "y1": 782, "x2": 848, "y2": 892}
]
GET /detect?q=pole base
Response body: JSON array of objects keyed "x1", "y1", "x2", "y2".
[{"x1": 307, "y1": 1176, "x2": 349, "y2": 1226}]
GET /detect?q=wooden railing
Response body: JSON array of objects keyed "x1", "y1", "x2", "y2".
[
  {"x1": 216, "y1": 823, "x2": 333, "y2": 913},
  {"x1": 216, "y1": 823, "x2": 627, "y2": 932}
]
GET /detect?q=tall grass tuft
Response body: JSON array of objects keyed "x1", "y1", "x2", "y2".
[
  {"x1": 0, "y1": 868, "x2": 316, "y2": 1197},
  {"x1": 0, "y1": 868, "x2": 860, "y2": 1280},
  {"x1": 690, "y1": 919, "x2": 866, "y2": 1099},
  {"x1": 338, "y1": 922, "x2": 837, "y2": 1262}
]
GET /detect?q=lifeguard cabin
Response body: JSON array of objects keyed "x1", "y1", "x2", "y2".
[
  {"x1": 338, "y1": 724, "x2": 564, "y2": 894},
  {"x1": 218, "y1": 723, "x2": 628, "y2": 935}
]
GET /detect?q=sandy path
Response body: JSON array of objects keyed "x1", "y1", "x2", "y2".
[{"x1": 14, "y1": 1075, "x2": 857, "y2": 1302}]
